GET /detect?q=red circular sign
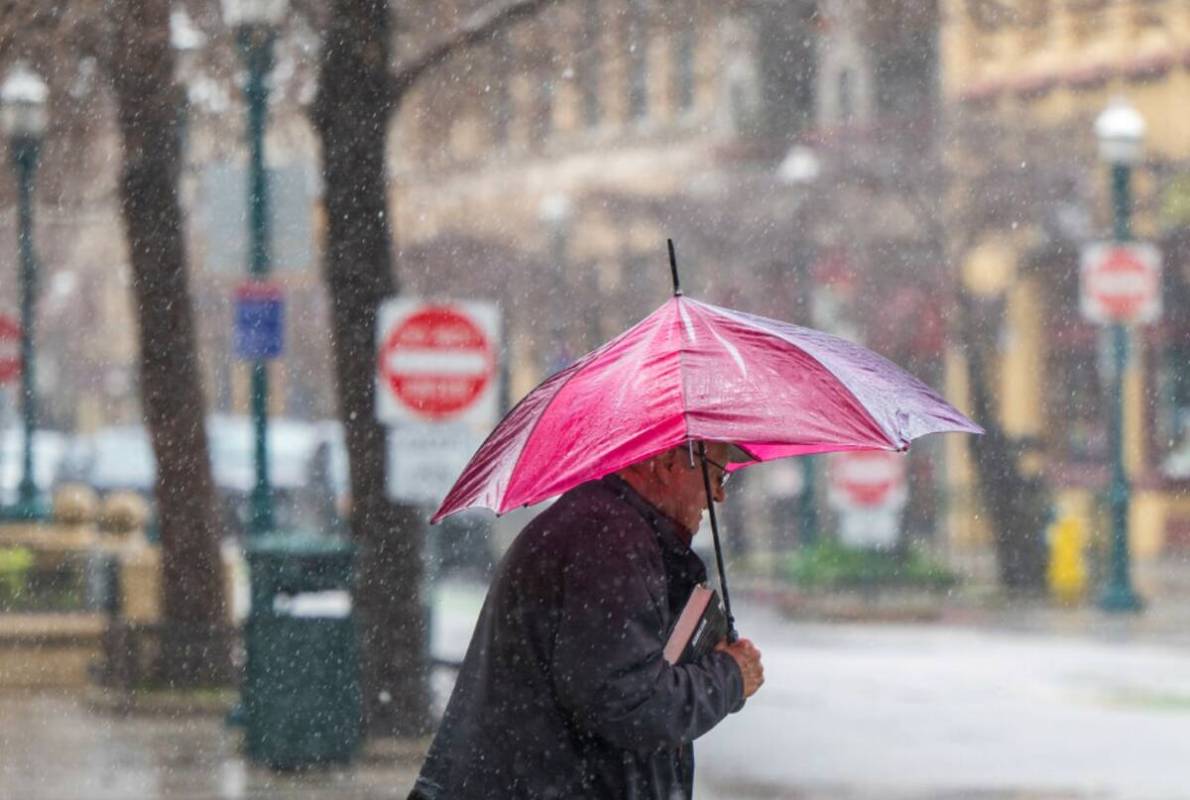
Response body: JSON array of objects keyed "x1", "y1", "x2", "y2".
[
  {"x1": 1086, "y1": 248, "x2": 1159, "y2": 321},
  {"x1": 830, "y1": 451, "x2": 906, "y2": 508},
  {"x1": 0, "y1": 314, "x2": 19, "y2": 385},
  {"x1": 378, "y1": 306, "x2": 494, "y2": 420}
]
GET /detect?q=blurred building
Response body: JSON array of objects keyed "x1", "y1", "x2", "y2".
[
  {"x1": 1, "y1": 2, "x2": 953, "y2": 547},
  {"x1": 390, "y1": 0, "x2": 948, "y2": 547},
  {"x1": 391, "y1": 0, "x2": 940, "y2": 394},
  {"x1": 941, "y1": 0, "x2": 1190, "y2": 561}
]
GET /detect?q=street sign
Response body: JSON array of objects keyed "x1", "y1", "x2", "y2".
[
  {"x1": 827, "y1": 450, "x2": 907, "y2": 550},
  {"x1": 1080, "y1": 242, "x2": 1162, "y2": 325},
  {"x1": 375, "y1": 299, "x2": 500, "y2": 426},
  {"x1": 386, "y1": 423, "x2": 486, "y2": 505},
  {"x1": 234, "y1": 281, "x2": 284, "y2": 360},
  {"x1": 827, "y1": 450, "x2": 907, "y2": 510},
  {"x1": 0, "y1": 315, "x2": 18, "y2": 385}
]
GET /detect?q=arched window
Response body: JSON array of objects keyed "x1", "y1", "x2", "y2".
[{"x1": 837, "y1": 68, "x2": 854, "y2": 123}]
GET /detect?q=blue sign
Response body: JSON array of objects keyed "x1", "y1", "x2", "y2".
[{"x1": 234, "y1": 282, "x2": 284, "y2": 360}]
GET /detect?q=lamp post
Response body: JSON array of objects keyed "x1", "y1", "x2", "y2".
[
  {"x1": 778, "y1": 145, "x2": 821, "y2": 548},
  {"x1": 1, "y1": 64, "x2": 48, "y2": 520},
  {"x1": 1095, "y1": 98, "x2": 1144, "y2": 613},
  {"x1": 224, "y1": 0, "x2": 286, "y2": 537},
  {"x1": 538, "y1": 192, "x2": 572, "y2": 375}
]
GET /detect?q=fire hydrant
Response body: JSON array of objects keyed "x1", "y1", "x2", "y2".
[{"x1": 1047, "y1": 515, "x2": 1088, "y2": 605}]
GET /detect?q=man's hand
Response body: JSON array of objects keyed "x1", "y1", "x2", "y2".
[{"x1": 715, "y1": 637, "x2": 764, "y2": 698}]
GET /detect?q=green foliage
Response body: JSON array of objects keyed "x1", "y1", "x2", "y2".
[
  {"x1": 785, "y1": 538, "x2": 957, "y2": 591},
  {"x1": 0, "y1": 548, "x2": 88, "y2": 612},
  {"x1": 1160, "y1": 172, "x2": 1190, "y2": 231},
  {"x1": 0, "y1": 546, "x2": 35, "y2": 606}
]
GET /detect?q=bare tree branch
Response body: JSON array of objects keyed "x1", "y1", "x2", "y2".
[{"x1": 391, "y1": 0, "x2": 561, "y2": 99}]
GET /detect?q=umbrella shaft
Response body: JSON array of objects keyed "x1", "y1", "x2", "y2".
[{"x1": 698, "y1": 442, "x2": 737, "y2": 642}]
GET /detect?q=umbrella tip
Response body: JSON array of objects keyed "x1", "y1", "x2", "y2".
[{"x1": 667, "y1": 239, "x2": 682, "y2": 296}]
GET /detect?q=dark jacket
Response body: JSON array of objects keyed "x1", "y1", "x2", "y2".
[{"x1": 410, "y1": 476, "x2": 745, "y2": 800}]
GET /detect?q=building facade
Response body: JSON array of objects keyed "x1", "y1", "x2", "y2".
[{"x1": 941, "y1": 0, "x2": 1190, "y2": 561}]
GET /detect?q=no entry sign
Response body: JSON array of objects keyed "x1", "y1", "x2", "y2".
[
  {"x1": 827, "y1": 450, "x2": 908, "y2": 550},
  {"x1": 827, "y1": 450, "x2": 907, "y2": 511},
  {"x1": 1080, "y1": 242, "x2": 1162, "y2": 326},
  {"x1": 0, "y1": 314, "x2": 19, "y2": 385},
  {"x1": 375, "y1": 299, "x2": 500, "y2": 425}
]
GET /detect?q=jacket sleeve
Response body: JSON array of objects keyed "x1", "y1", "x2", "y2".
[{"x1": 550, "y1": 527, "x2": 745, "y2": 752}]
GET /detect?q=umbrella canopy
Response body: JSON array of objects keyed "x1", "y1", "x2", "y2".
[{"x1": 433, "y1": 294, "x2": 981, "y2": 523}]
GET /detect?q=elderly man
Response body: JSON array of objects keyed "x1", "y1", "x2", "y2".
[{"x1": 409, "y1": 441, "x2": 764, "y2": 800}]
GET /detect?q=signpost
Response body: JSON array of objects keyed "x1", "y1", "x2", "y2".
[
  {"x1": 1080, "y1": 242, "x2": 1162, "y2": 326},
  {"x1": 376, "y1": 298, "x2": 500, "y2": 506},
  {"x1": 1080, "y1": 239, "x2": 1160, "y2": 613},
  {"x1": 0, "y1": 314, "x2": 18, "y2": 385},
  {"x1": 827, "y1": 450, "x2": 907, "y2": 549}
]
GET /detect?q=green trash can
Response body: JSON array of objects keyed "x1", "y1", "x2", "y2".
[{"x1": 243, "y1": 533, "x2": 361, "y2": 769}]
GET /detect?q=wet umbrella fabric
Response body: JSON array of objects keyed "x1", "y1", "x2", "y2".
[{"x1": 433, "y1": 294, "x2": 981, "y2": 523}]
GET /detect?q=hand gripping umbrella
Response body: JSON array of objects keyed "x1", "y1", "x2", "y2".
[{"x1": 433, "y1": 241, "x2": 982, "y2": 639}]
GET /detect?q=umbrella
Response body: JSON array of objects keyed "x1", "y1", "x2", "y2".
[{"x1": 434, "y1": 241, "x2": 982, "y2": 637}]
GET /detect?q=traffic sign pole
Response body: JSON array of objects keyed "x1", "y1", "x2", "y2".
[
  {"x1": 238, "y1": 27, "x2": 277, "y2": 539},
  {"x1": 1100, "y1": 163, "x2": 1143, "y2": 613},
  {"x1": 9, "y1": 133, "x2": 44, "y2": 520}
]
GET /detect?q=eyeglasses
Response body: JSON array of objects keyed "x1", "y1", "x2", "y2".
[{"x1": 699, "y1": 456, "x2": 733, "y2": 489}]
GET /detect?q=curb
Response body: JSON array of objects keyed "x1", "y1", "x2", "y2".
[{"x1": 83, "y1": 684, "x2": 239, "y2": 717}]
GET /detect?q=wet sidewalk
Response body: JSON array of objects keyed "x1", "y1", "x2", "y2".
[{"x1": 0, "y1": 692, "x2": 423, "y2": 800}]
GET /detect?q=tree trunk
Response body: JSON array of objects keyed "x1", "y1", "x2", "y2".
[
  {"x1": 313, "y1": 0, "x2": 430, "y2": 736},
  {"x1": 958, "y1": 293, "x2": 1049, "y2": 592},
  {"x1": 108, "y1": 0, "x2": 230, "y2": 684}
]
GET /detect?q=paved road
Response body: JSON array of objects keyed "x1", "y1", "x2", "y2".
[
  {"x1": 4, "y1": 583, "x2": 1190, "y2": 799},
  {"x1": 0, "y1": 691, "x2": 422, "y2": 799},
  {"x1": 695, "y1": 602, "x2": 1190, "y2": 800}
]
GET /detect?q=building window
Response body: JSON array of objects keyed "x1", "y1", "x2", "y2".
[
  {"x1": 1019, "y1": 0, "x2": 1050, "y2": 28},
  {"x1": 1160, "y1": 343, "x2": 1190, "y2": 473},
  {"x1": 532, "y1": 73, "x2": 554, "y2": 145},
  {"x1": 490, "y1": 32, "x2": 512, "y2": 146},
  {"x1": 965, "y1": 0, "x2": 1006, "y2": 31},
  {"x1": 672, "y1": 20, "x2": 695, "y2": 114},
  {"x1": 837, "y1": 69, "x2": 854, "y2": 123},
  {"x1": 581, "y1": 0, "x2": 601, "y2": 127},
  {"x1": 1069, "y1": 0, "x2": 1108, "y2": 40},
  {"x1": 1157, "y1": 231, "x2": 1190, "y2": 476},
  {"x1": 627, "y1": 0, "x2": 648, "y2": 121}
]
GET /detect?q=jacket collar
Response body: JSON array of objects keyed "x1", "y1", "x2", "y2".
[{"x1": 602, "y1": 474, "x2": 694, "y2": 550}]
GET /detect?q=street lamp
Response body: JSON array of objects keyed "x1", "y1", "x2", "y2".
[
  {"x1": 778, "y1": 144, "x2": 821, "y2": 548},
  {"x1": 1095, "y1": 97, "x2": 1144, "y2": 612},
  {"x1": 224, "y1": 0, "x2": 287, "y2": 537},
  {"x1": 1, "y1": 63, "x2": 48, "y2": 520}
]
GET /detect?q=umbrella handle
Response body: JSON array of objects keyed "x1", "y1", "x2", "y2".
[{"x1": 697, "y1": 441, "x2": 738, "y2": 643}]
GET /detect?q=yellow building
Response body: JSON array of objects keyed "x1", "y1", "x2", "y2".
[{"x1": 941, "y1": 0, "x2": 1190, "y2": 564}]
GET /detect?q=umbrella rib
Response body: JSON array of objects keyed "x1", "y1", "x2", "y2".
[
  {"x1": 675, "y1": 297, "x2": 694, "y2": 447},
  {"x1": 696, "y1": 299, "x2": 902, "y2": 450},
  {"x1": 496, "y1": 364, "x2": 589, "y2": 511}
]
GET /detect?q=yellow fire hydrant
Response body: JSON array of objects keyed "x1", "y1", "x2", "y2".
[{"x1": 1047, "y1": 515, "x2": 1088, "y2": 606}]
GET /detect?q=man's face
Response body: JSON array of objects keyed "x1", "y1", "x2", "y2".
[{"x1": 654, "y1": 442, "x2": 731, "y2": 534}]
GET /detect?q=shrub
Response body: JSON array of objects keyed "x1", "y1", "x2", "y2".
[{"x1": 785, "y1": 538, "x2": 957, "y2": 591}]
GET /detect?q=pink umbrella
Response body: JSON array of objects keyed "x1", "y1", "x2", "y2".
[{"x1": 434, "y1": 244, "x2": 981, "y2": 635}]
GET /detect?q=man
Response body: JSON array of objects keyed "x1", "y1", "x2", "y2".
[{"x1": 409, "y1": 441, "x2": 764, "y2": 800}]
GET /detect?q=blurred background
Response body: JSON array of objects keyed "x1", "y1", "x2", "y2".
[{"x1": 0, "y1": 1, "x2": 1189, "y2": 798}]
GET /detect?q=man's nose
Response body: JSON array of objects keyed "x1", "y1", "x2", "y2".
[{"x1": 712, "y1": 480, "x2": 727, "y2": 504}]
